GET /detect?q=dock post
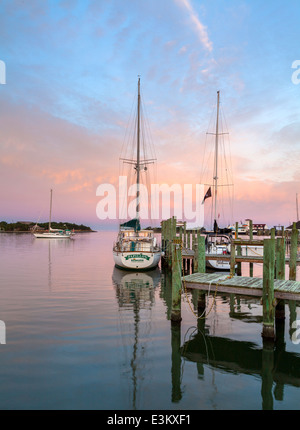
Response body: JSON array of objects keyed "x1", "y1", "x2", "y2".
[
  {"x1": 187, "y1": 230, "x2": 191, "y2": 250},
  {"x1": 271, "y1": 228, "x2": 275, "y2": 239},
  {"x1": 262, "y1": 238, "x2": 276, "y2": 339},
  {"x1": 171, "y1": 240, "x2": 182, "y2": 323},
  {"x1": 166, "y1": 219, "x2": 171, "y2": 267},
  {"x1": 249, "y1": 219, "x2": 253, "y2": 277},
  {"x1": 236, "y1": 222, "x2": 242, "y2": 276},
  {"x1": 230, "y1": 242, "x2": 236, "y2": 277},
  {"x1": 275, "y1": 235, "x2": 286, "y2": 320},
  {"x1": 179, "y1": 225, "x2": 183, "y2": 244},
  {"x1": 196, "y1": 235, "x2": 206, "y2": 313},
  {"x1": 161, "y1": 221, "x2": 165, "y2": 257},
  {"x1": 289, "y1": 222, "x2": 298, "y2": 281},
  {"x1": 288, "y1": 223, "x2": 298, "y2": 341},
  {"x1": 197, "y1": 235, "x2": 206, "y2": 273},
  {"x1": 193, "y1": 240, "x2": 198, "y2": 273}
]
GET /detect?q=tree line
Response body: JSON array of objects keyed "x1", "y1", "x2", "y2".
[{"x1": 0, "y1": 221, "x2": 93, "y2": 232}]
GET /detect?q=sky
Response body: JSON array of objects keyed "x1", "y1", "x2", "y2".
[{"x1": 0, "y1": 0, "x2": 300, "y2": 230}]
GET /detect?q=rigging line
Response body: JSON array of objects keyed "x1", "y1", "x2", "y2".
[
  {"x1": 140, "y1": 91, "x2": 157, "y2": 161},
  {"x1": 120, "y1": 86, "x2": 138, "y2": 162},
  {"x1": 199, "y1": 102, "x2": 216, "y2": 185}
]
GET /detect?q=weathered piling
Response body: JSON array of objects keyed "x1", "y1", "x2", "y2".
[
  {"x1": 275, "y1": 235, "x2": 286, "y2": 320},
  {"x1": 288, "y1": 223, "x2": 298, "y2": 341},
  {"x1": 197, "y1": 235, "x2": 206, "y2": 274},
  {"x1": 262, "y1": 238, "x2": 275, "y2": 339},
  {"x1": 196, "y1": 235, "x2": 206, "y2": 313},
  {"x1": 249, "y1": 219, "x2": 253, "y2": 277},
  {"x1": 236, "y1": 222, "x2": 242, "y2": 276},
  {"x1": 171, "y1": 240, "x2": 182, "y2": 323},
  {"x1": 289, "y1": 222, "x2": 298, "y2": 281},
  {"x1": 187, "y1": 230, "x2": 191, "y2": 250},
  {"x1": 183, "y1": 222, "x2": 187, "y2": 248},
  {"x1": 230, "y1": 241, "x2": 236, "y2": 277}
]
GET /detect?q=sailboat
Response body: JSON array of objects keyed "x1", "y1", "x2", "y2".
[
  {"x1": 202, "y1": 91, "x2": 233, "y2": 270},
  {"x1": 113, "y1": 78, "x2": 161, "y2": 270},
  {"x1": 33, "y1": 189, "x2": 74, "y2": 239}
]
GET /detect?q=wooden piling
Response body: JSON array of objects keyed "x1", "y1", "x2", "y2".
[
  {"x1": 270, "y1": 228, "x2": 275, "y2": 239},
  {"x1": 193, "y1": 243, "x2": 198, "y2": 273},
  {"x1": 171, "y1": 240, "x2": 182, "y2": 323},
  {"x1": 236, "y1": 222, "x2": 242, "y2": 276},
  {"x1": 289, "y1": 222, "x2": 298, "y2": 281},
  {"x1": 249, "y1": 219, "x2": 253, "y2": 277},
  {"x1": 230, "y1": 241, "x2": 236, "y2": 277},
  {"x1": 262, "y1": 238, "x2": 275, "y2": 339},
  {"x1": 275, "y1": 235, "x2": 286, "y2": 320},
  {"x1": 187, "y1": 230, "x2": 191, "y2": 249},
  {"x1": 197, "y1": 235, "x2": 206, "y2": 273},
  {"x1": 276, "y1": 235, "x2": 286, "y2": 280}
]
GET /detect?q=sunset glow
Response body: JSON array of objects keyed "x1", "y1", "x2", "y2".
[{"x1": 0, "y1": 0, "x2": 299, "y2": 230}]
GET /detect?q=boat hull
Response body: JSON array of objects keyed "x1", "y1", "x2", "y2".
[
  {"x1": 206, "y1": 258, "x2": 231, "y2": 271},
  {"x1": 113, "y1": 250, "x2": 161, "y2": 270},
  {"x1": 33, "y1": 233, "x2": 73, "y2": 239}
]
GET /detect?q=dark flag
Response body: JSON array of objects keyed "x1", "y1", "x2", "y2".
[{"x1": 201, "y1": 187, "x2": 212, "y2": 204}]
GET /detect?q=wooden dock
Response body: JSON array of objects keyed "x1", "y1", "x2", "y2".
[
  {"x1": 182, "y1": 272, "x2": 300, "y2": 302},
  {"x1": 182, "y1": 248, "x2": 300, "y2": 264},
  {"x1": 160, "y1": 216, "x2": 300, "y2": 340}
]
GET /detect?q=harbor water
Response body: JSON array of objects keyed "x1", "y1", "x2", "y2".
[{"x1": 0, "y1": 231, "x2": 300, "y2": 410}]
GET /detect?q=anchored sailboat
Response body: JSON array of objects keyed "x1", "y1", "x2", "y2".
[
  {"x1": 202, "y1": 91, "x2": 234, "y2": 270},
  {"x1": 33, "y1": 189, "x2": 74, "y2": 239},
  {"x1": 113, "y1": 77, "x2": 161, "y2": 270}
]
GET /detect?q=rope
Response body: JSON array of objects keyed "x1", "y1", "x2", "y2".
[{"x1": 176, "y1": 240, "x2": 234, "y2": 320}]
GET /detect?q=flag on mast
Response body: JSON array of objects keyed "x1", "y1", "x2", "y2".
[{"x1": 201, "y1": 187, "x2": 212, "y2": 204}]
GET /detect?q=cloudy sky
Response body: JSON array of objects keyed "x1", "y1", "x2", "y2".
[{"x1": 0, "y1": 0, "x2": 299, "y2": 230}]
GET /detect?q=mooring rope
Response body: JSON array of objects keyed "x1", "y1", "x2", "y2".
[{"x1": 175, "y1": 241, "x2": 233, "y2": 320}]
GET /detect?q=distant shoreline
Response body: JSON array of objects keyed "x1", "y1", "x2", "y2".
[
  {"x1": 0, "y1": 230, "x2": 98, "y2": 233},
  {"x1": 0, "y1": 220, "x2": 96, "y2": 233}
]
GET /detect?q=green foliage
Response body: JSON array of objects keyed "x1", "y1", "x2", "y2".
[{"x1": 0, "y1": 221, "x2": 93, "y2": 232}]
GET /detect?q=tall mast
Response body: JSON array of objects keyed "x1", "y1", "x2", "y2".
[
  {"x1": 49, "y1": 188, "x2": 53, "y2": 231},
  {"x1": 213, "y1": 91, "x2": 220, "y2": 226},
  {"x1": 297, "y1": 193, "x2": 299, "y2": 221},
  {"x1": 136, "y1": 76, "x2": 141, "y2": 223}
]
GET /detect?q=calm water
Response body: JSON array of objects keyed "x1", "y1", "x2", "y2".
[{"x1": 0, "y1": 231, "x2": 300, "y2": 410}]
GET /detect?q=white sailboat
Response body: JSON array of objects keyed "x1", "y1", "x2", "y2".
[
  {"x1": 33, "y1": 189, "x2": 74, "y2": 239},
  {"x1": 203, "y1": 91, "x2": 233, "y2": 270},
  {"x1": 113, "y1": 77, "x2": 161, "y2": 270}
]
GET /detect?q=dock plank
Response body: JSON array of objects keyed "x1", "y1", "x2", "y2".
[
  {"x1": 181, "y1": 249, "x2": 300, "y2": 265},
  {"x1": 182, "y1": 273, "x2": 300, "y2": 301}
]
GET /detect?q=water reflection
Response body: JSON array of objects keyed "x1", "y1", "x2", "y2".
[
  {"x1": 112, "y1": 267, "x2": 160, "y2": 409},
  {"x1": 174, "y1": 312, "x2": 300, "y2": 410},
  {"x1": 112, "y1": 267, "x2": 160, "y2": 309}
]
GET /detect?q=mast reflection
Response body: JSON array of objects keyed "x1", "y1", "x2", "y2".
[{"x1": 112, "y1": 267, "x2": 160, "y2": 409}]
